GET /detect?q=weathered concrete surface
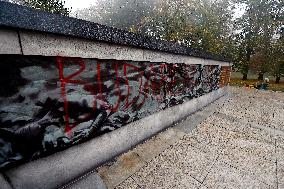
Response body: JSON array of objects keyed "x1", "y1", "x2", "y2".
[
  {"x1": 96, "y1": 95, "x2": 229, "y2": 189},
  {"x1": 3, "y1": 87, "x2": 226, "y2": 189},
  {"x1": 0, "y1": 29, "x2": 22, "y2": 54},
  {"x1": 0, "y1": 174, "x2": 13, "y2": 189},
  {"x1": 62, "y1": 171, "x2": 107, "y2": 189},
  {"x1": 19, "y1": 31, "x2": 144, "y2": 62},
  {"x1": 97, "y1": 152, "x2": 146, "y2": 189},
  {"x1": 97, "y1": 128, "x2": 186, "y2": 189},
  {"x1": 17, "y1": 30, "x2": 230, "y2": 66},
  {"x1": 96, "y1": 87, "x2": 284, "y2": 189}
]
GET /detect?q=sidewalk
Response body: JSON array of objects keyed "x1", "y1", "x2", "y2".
[{"x1": 81, "y1": 87, "x2": 284, "y2": 189}]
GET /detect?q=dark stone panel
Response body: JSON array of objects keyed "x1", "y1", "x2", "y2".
[
  {"x1": 0, "y1": 1, "x2": 229, "y2": 62},
  {"x1": 0, "y1": 55, "x2": 221, "y2": 169}
]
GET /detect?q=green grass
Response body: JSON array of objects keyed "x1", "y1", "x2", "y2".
[
  {"x1": 230, "y1": 72, "x2": 280, "y2": 82},
  {"x1": 230, "y1": 72, "x2": 284, "y2": 92}
]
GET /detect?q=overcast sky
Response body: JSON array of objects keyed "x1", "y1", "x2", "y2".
[
  {"x1": 65, "y1": 0, "x2": 245, "y2": 19},
  {"x1": 65, "y1": 0, "x2": 96, "y2": 11}
]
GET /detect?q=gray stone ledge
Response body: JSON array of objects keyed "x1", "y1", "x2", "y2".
[
  {"x1": 0, "y1": 1, "x2": 230, "y2": 62},
  {"x1": 17, "y1": 30, "x2": 230, "y2": 66},
  {"x1": 0, "y1": 174, "x2": 13, "y2": 189},
  {"x1": 62, "y1": 170, "x2": 107, "y2": 189},
  {"x1": 4, "y1": 87, "x2": 227, "y2": 189},
  {"x1": 0, "y1": 29, "x2": 22, "y2": 55},
  {"x1": 19, "y1": 31, "x2": 145, "y2": 62}
]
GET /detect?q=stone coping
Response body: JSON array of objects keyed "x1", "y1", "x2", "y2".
[{"x1": 0, "y1": 1, "x2": 229, "y2": 62}]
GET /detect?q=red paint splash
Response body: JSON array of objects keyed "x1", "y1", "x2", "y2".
[{"x1": 56, "y1": 56, "x2": 86, "y2": 134}]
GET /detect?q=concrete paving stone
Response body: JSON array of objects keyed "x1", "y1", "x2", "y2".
[
  {"x1": 156, "y1": 128, "x2": 186, "y2": 146},
  {"x1": 223, "y1": 131, "x2": 276, "y2": 162},
  {"x1": 97, "y1": 87, "x2": 284, "y2": 189},
  {"x1": 130, "y1": 128, "x2": 185, "y2": 163},
  {"x1": 277, "y1": 148, "x2": 284, "y2": 189},
  {"x1": 153, "y1": 139, "x2": 219, "y2": 182},
  {"x1": 175, "y1": 95, "x2": 229, "y2": 134},
  {"x1": 175, "y1": 113, "x2": 207, "y2": 134},
  {"x1": 276, "y1": 143, "x2": 284, "y2": 163},
  {"x1": 194, "y1": 103, "x2": 217, "y2": 117},
  {"x1": 272, "y1": 116, "x2": 284, "y2": 132},
  {"x1": 213, "y1": 112, "x2": 241, "y2": 130},
  {"x1": 230, "y1": 124, "x2": 275, "y2": 146},
  {"x1": 278, "y1": 160, "x2": 284, "y2": 189},
  {"x1": 131, "y1": 135, "x2": 170, "y2": 163},
  {"x1": 219, "y1": 148, "x2": 277, "y2": 187},
  {"x1": 203, "y1": 161, "x2": 270, "y2": 189},
  {"x1": 185, "y1": 115, "x2": 236, "y2": 155},
  {"x1": 217, "y1": 99, "x2": 275, "y2": 125},
  {"x1": 97, "y1": 151, "x2": 146, "y2": 189},
  {"x1": 273, "y1": 92, "x2": 284, "y2": 103},
  {"x1": 274, "y1": 124, "x2": 284, "y2": 133},
  {"x1": 214, "y1": 112, "x2": 284, "y2": 144},
  {"x1": 216, "y1": 94, "x2": 281, "y2": 129},
  {"x1": 276, "y1": 134, "x2": 284, "y2": 147},
  {"x1": 215, "y1": 112, "x2": 276, "y2": 145},
  {"x1": 130, "y1": 150, "x2": 205, "y2": 189},
  {"x1": 214, "y1": 113, "x2": 278, "y2": 161},
  {"x1": 176, "y1": 132, "x2": 202, "y2": 151},
  {"x1": 115, "y1": 177, "x2": 141, "y2": 189},
  {"x1": 214, "y1": 115, "x2": 246, "y2": 132}
]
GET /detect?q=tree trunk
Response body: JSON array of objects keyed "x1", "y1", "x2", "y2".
[
  {"x1": 258, "y1": 73, "x2": 264, "y2": 81},
  {"x1": 276, "y1": 76, "x2": 281, "y2": 84},
  {"x1": 242, "y1": 73, "x2": 248, "y2": 81}
]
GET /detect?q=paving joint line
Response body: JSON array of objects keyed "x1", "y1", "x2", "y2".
[
  {"x1": 112, "y1": 152, "x2": 147, "y2": 189},
  {"x1": 218, "y1": 158, "x2": 272, "y2": 188},
  {"x1": 58, "y1": 168, "x2": 104, "y2": 189},
  {"x1": 97, "y1": 107, "x2": 213, "y2": 189},
  {"x1": 276, "y1": 159, "x2": 279, "y2": 189},
  {"x1": 116, "y1": 119, "x2": 214, "y2": 188},
  {"x1": 189, "y1": 175, "x2": 204, "y2": 186},
  {"x1": 70, "y1": 93, "x2": 230, "y2": 189},
  {"x1": 214, "y1": 112, "x2": 282, "y2": 164},
  {"x1": 129, "y1": 176, "x2": 143, "y2": 189},
  {"x1": 200, "y1": 152, "x2": 222, "y2": 185},
  {"x1": 69, "y1": 112, "x2": 195, "y2": 189},
  {"x1": 108, "y1": 138, "x2": 177, "y2": 189},
  {"x1": 275, "y1": 139, "x2": 279, "y2": 189},
  {"x1": 214, "y1": 112, "x2": 284, "y2": 137}
]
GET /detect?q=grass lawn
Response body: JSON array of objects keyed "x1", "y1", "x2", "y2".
[{"x1": 230, "y1": 72, "x2": 284, "y2": 92}]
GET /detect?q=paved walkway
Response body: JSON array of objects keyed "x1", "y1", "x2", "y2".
[{"x1": 88, "y1": 87, "x2": 284, "y2": 189}]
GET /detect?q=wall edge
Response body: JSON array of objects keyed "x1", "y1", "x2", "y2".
[{"x1": 4, "y1": 87, "x2": 228, "y2": 189}]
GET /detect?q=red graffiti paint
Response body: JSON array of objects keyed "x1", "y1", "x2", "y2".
[
  {"x1": 149, "y1": 63, "x2": 168, "y2": 98},
  {"x1": 111, "y1": 63, "x2": 122, "y2": 112},
  {"x1": 57, "y1": 57, "x2": 86, "y2": 133},
  {"x1": 97, "y1": 62, "x2": 102, "y2": 96},
  {"x1": 56, "y1": 57, "x2": 210, "y2": 134},
  {"x1": 123, "y1": 63, "x2": 145, "y2": 110},
  {"x1": 57, "y1": 57, "x2": 71, "y2": 133}
]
